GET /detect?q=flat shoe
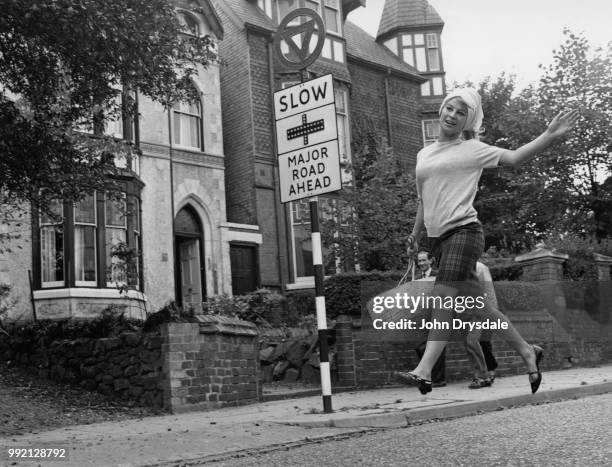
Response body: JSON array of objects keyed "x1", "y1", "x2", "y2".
[
  {"x1": 528, "y1": 345, "x2": 544, "y2": 394},
  {"x1": 393, "y1": 371, "x2": 432, "y2": 395}
]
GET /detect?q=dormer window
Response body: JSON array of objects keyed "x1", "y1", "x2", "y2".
[{"x1": 178, "y1": 11, "x2": 200, "y2": 36}]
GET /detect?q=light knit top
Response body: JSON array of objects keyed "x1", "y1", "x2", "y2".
[{"x1": 416, "y1": 139, "x2": 505, "y2": 237}]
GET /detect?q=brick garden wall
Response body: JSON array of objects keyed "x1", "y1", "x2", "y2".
[
  {"x1": 162, "y1": 317, "x2": 260, "y2": 413},
  {"x1": 335, "y1": 301, "x2": 611, "y2": 388}
]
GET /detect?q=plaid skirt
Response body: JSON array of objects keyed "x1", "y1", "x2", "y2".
[{"x1": 429, "y1": 222, "x2": 484, "y2": 284}]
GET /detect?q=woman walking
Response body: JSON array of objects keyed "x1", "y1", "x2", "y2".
[{"x1": 396, "y1": 88, "x2": 578, "y2": 395}]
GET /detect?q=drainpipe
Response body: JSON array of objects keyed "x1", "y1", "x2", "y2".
[
  {"x1": 167, "y1": 108, "x2": 178, "y2": 304},
  {"x1": 384, "y1": 69, "x2": 393, "y2": 146},
  {"x1": 267, "y1": 37, "x2": 287, "y2": 292}
]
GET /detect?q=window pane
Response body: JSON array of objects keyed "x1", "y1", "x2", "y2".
[
  {"x1": 131, "y1": 198, "x2": 140, "y2": 234},
  {"x1": 415, "y1": 48, "x2": 427, "y2": 71},
  {"x1": 414, "y1": 34, "x2": 424, "y2": 45},
  {"x1": 189, "y1": 115, "x2": 200, "y2": 147},
  {"x1": 75, "y1": 225, "x2": 96, "y2": 282},
  {"x1": 334, "y1": 88, "x2": 346, "y2": 113},
  {"x1": 402, "y1": 48, "x2": 414, "y2": 67},
  {"x1": 428, "y1": 48, "x2": 440, "y2": 71},
  {"x1": 106, "y1": 227, "x2": 127, "y2": 285},
  {"x1": 426, "y1": 33, "x2": 438, "y2": 48},
  {"x1": 41, "y1": 226, "x2": 64, "y2": 285},
  {"x1": 423, "y1": 119, "x2": 440, "y2": 140},
  {"x1": 325, "y1": 6, "x2": 339, "y2": 33},
  {"x1": 174, "y1": 112, "x2": 182, "y2": 145},
  {"x1": 421, "y1": 81, "x2": 431, "y2": 96},
  {"x1": 321, "y1": 37, "x2": 332, "y2": 59},
  {"x1": 106, "y1": 195, "x2": 126, "y2": 227},
  {"x1": 75, "y1": 195, "x2": 95, "y2": 224},
  {"x1": 291, "y1": 199, "x2": 335, "y2": 278},
  {"x1": 402, "y1": 34, "x2": 412, "y2": 46},
  {"x1": 333, "y1": 40, "x2": 344, "y2": 63},
  {"x1": 432, "y1": 77, "x2": 444, "y2": 95},
  {"x1": 337, "y1": 114, "x2": 347, "y2": 161}
]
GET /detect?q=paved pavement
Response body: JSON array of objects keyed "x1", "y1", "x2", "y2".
[{"x1": 1, "y1": 365, "x2": 611, "y2": 467}]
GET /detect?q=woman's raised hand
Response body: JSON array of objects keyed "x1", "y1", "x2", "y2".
[{"x1": 546, "y1": 109, "x2": 579, "y2": 139}]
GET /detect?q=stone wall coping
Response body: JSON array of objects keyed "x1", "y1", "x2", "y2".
[
  {"x1": 195, "y1": 315, "x2": 258, "y2": 336},
  {"x1": 33, "y1": 287, "x2": 146, "y2": 301},
  {"x1": 515, "y1": 247, "x2": 569, "y2": 263},
  {"x1": 593, "y1": 253, "x2": 612, "y2": 265}
]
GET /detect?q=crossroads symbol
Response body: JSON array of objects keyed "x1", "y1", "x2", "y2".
[{"x1": 287, "y1": 113, "x2": 325, "y2": 145}]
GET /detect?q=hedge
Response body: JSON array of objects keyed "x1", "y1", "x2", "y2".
[
  {"x1": 324, "y1": 271, "x2": 404, "y2": 318},
  {"x1": 323, "y1": 275, "x2": 584, "y2": 318}
]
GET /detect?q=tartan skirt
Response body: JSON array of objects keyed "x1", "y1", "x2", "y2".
[{"x1": 429, "y1": 222, "x2": 484, "y2": 284}]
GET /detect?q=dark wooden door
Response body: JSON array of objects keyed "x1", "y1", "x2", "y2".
[{"x1": 230, "y1": 244, "x2": 258, "y2": 295}]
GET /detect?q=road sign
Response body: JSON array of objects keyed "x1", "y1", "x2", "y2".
[
  {"x1": 273, "y1": 74, "x2": 342, "y2": 203},
  {"x1": 273, "y1": 8, "x2": 326, "y2": 70}
]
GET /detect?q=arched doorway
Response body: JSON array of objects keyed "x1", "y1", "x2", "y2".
[{"x1": 175, "y1": 205, "x2": 206, "y2": 310}]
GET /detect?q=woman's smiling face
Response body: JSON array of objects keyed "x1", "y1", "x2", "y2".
[{"x1": 439, "y1": 97, "x2": 468, "y2": 140}]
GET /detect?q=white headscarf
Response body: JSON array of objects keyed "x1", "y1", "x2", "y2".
[{"x1": 439, "y1": 87, "x2": 483, "y2": 133}]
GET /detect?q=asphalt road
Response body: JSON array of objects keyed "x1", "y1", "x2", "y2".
[{"x1": 208, "y1": 394, "x2": 612, "y2": 466}]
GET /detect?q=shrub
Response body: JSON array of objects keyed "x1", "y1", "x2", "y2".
[
  {"x1": 324, "y1": 271, "x2": 404, "y2": 318},
  {"x1": 4, "y1": 305, "x2": 143, "y2": 350},
  {"x1": 544, "y1": 235, "x2": 612, "y2": 281},
  {"x1": 285, "y1": 289, "x2": 316, "y2": 326},
  {"x1": 482, "y1": 258, "x2": 523, "y2": 281},
  {"x1": 493, "y1": 281, "x2": 547, "y2": 311},
  {"x1": 0, "y1": 283, "x2": 12, "y2": 334},
  {"x1": 203, "y1": 289, "x2": 286, "y2": 327},
  {"x1": 142, "y1": 302, "x2": 194, "y2": 332}
]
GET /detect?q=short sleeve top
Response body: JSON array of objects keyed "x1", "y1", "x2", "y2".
[{"x1": 416, "y1": 139, "x2": 505, "y2": 237}]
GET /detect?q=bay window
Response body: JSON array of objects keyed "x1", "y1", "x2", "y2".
[{"x1": 34, "y1": 181, "x2": 143, "y2": 291}]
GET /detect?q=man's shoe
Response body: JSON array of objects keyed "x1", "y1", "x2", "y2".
[
  {"x1": 468, "y1": 377, "x2": 492, "y2": 389},
  {"x1": 432, "y1": 381, "x2": 447, "y2": 388}
]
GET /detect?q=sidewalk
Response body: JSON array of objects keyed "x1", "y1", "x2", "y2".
[{"x1": 1, "y1": 365, "x2": 611, "y2": 467}]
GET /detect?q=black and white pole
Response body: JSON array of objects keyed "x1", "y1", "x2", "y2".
[{"x1": 310, "y1": 196, "x2": 333, "y2": 413}]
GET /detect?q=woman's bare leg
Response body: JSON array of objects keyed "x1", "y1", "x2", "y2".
[{"x1": 411, "y1": 289, "x2": 539, "y2": 382}]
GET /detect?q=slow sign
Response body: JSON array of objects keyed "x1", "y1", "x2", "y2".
[{"x1": 273, "y1": 74, "x2": 342, "y2": 203}]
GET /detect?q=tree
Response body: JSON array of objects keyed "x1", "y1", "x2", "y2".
[
  {"x1": 0, "y1": 0, "x2": 217, "y2": 231},
  {"x1": 321, "y1": 117, "x2": 419, "y2": 271},
  {"x1": 463, "y1": 30, "x2": 612, "y2": 250},
  {"x1": 528, "y1": 29, "x2": 612, "y2": 239}
]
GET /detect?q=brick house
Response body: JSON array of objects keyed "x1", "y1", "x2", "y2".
[
  {"x1": 0, "y1": 0, "x2": 246, "y2": 320},
  {"x1": 212, "y1": 0, "x2": 446, "y2": 293}
]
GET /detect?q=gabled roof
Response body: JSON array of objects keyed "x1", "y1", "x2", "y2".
[
  {"x1": 377, "y1": 0, "x2": 444, "y2": 40},
  {"x1": 345, "y1": 21, "x2": 424, "y2": 82},
  {"x1": 177, "y1": 0, "x2": 225, "y2": 39},
  {"x1": 215, "y1": 0, "x2": 275, "y2": 33}
]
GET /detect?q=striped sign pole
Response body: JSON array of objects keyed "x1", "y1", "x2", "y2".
[{"x1": 309, "y1": 196, "x2": 333, "y2": 413}]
